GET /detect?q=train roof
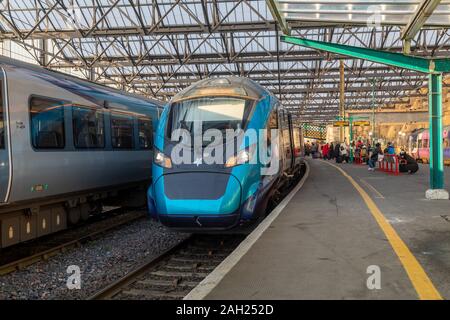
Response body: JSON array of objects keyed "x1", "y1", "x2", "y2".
[
  {"x1": 0, "y1": 55, "x2": 163, "y2": 109},
  {"x1": 171, "y1": 77, "x2": 269, "y2": 103}
]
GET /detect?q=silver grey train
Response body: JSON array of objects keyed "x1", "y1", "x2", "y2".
[{"x1": 0, "y1": 57, "x2": 162, "y2": 248}]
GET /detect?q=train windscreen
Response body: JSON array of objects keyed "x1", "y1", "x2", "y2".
[{"x1": 167, "y1": 97, "x2": 254, "y2": 141}]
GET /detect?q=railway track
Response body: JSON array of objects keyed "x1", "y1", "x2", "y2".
[
  {"x1": 89, "y1": 234, "x2": 245, "y2": 300},
  {"x1": 0, "y1": 209, "x2": 146, "y2": 275},
  {"x1": 90, "y1": 165, "x2": 307, "y2": 301}
]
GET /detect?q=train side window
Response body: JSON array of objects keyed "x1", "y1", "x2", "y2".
[
  {"x1": 293, "y1": 128, "x2": 301, "y2": 152},
  {"x1": 30, "y1": 97, "x2": 65, "y2": 149},
  {"x1": 268, "y1": 109, "x2": 278, "y2": 129},
  {"x1": 111, "y1": 113, "x2": 134, "y2": 149},
  {"x1": 0, "y1": 80, "x2": 4, "y2": 149},
  {"x1": 138, "y1": 117, "x2": 153, "y2": 150},
  {"x1": 72, "y1": 106, "x2": 105, "y2": 149}
]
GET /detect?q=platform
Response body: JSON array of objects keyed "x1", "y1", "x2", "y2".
[{"x1": 188, "y1": 159, "x2": 450, "y2": 300}]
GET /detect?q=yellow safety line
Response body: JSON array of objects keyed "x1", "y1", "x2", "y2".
[
  {"x1": 323, "y1": 161, "x2": 442, "y2": 300},
  {"x1": 360, "y1": 178, "x2": 385, "y2": 199}
]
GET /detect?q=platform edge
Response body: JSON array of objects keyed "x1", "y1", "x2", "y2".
[{"x1": 183, "y1": 161, "x2": 311, "y2": 300}]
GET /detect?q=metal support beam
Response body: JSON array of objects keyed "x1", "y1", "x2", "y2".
[
  {"x1": 402, "y1": 0, "x2": 443, "y2": 54},
  {"x1": 282, "y1": 35, "x2": 450, "y2": 195},
  {"x1": 281, "y1": 36, "x2": 450, "y2": 73},
  {"x1": 266, "y1": 0, "x2": 290, "y2": 35}
]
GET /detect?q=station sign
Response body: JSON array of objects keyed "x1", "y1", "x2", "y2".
[
  {"x1": 333, "y1": 121, "x2": 349, "y2": 127},
  {"x1": 353, "y1": 121, "x2": 370, "y2": 127}
]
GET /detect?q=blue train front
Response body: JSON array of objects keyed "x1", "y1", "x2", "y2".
[{"x1": 148, "y1": 77, "x2": 303, "y2": 231}]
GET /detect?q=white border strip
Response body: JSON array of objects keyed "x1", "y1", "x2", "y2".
[{"x1": 184, "y1": 161, "x2": 311, "y2": 300}]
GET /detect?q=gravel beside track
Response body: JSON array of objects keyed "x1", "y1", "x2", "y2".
[{"x1": 0, "y1": 217, "x2": 189, "y2": 300}]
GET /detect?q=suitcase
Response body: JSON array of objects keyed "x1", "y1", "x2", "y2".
[{"x1": 336, "y1": 156, "x2": 343, "y2": 163}]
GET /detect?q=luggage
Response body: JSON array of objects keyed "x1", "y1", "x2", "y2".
[{"x1": 336, "y1": 156, "x2": 343, "y2": 163}]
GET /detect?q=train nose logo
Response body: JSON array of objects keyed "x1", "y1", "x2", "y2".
[{"x1": 193, "y1": 157, "x2": 202, "y2": 167}]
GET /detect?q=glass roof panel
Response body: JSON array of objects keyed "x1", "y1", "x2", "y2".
[{"x1": 277, "y1": 0, "x2": 450, "y2": 26}]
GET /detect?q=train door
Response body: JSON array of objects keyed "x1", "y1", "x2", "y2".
[
  {"x1": 281, "y1": 110, "x2": 293, "y2": 170},
  {"x1": 0, "y1": 70, "x2": 10, "y2": 203},
  {"x1": 287, "y1": 113, "x2": 296, "y2": 169}
]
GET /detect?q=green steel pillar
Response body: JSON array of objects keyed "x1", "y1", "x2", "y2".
[
  {"x1": 349, "y1": 116, "x2": 354, "y2": 163},
  {"x1": 371, "y1": 80, "x2": 376, "y2": 144},
  {"x1": 428, "y1": 73, "x2": 444, "y2": 189}
]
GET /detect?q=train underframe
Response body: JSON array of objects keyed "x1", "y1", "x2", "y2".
[{"x1": 0, "y1": 181, "x2": 149, "y2": 248}]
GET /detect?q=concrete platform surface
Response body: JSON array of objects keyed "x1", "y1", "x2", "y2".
[{"x1": 200, "y1": 160, "x2": 450, "y2": 300}]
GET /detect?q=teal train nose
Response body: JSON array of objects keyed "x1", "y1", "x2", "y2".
[{"x1": 154, "y1": 172, "x2": 242, "y2": 229}]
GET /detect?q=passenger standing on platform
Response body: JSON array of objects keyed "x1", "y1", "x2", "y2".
[
  {"x1": 340, "y1": 144, "x2": 349, "y2": 163},
  {"x1": 329, "y1": 142, "x2": 335, "y2": 160},
  {"x1": 383, "y1": 142, "x2": 393, "y2": 155},
  {"x1": 322, "y1": 143, "x2": 329, "y2": 160},
  {"x1": 304, "y1": 143, "x2": 311, "y2": 157},
  {"x1": 361, "y1": 144, "x2": 368, "y2": 163},
  {"x1": 335, "y1": 143, "x2": 341, "y2": 163},
  {"x1": 368, "y1": 143, "x2": 382, "y2": 171},
  {"x1": 350, "y1": 140, "x2": 355, "y2": 153},
  {"x1": 385, "y1": 142, "x2": 395, "y2": 164},
  {"x1": 356, "y1": 140, "x2": 363, "y2": 150},
  {"x1": 311, "y1": 143, "x2": 319, "y2": 158},
  {"x1": 387, "y1": 142, "x2": 395, "y2": 155}
]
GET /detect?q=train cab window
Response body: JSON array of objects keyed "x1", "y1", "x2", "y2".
[
  {"x1": 30, "y1": 97, "x2": 65, "y2": 149},
  {"x1": 72, "y1": 106, "x2": 105, "y2": 149},
  {"x1": 167, "y1": 97, "x2": 254, "y2": 140},
  {"x1": 138, "y1": 117, "x2": 153, "y2": 150},
  {"x1": 111, "y1": 113, "x2": 134, "y2": 149},
  {"x1": 0, "y1": 81, "x2": 4, "y2": 149}
]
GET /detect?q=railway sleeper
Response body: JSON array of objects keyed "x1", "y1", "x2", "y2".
[
  {"x1": 169, "y1": 257, "x2": 224, "y2": 265},
  {"x1": 184, "y1": 246, "x2": 235, "y2": 255},
  {"x1": 150, "y1": 270, "x2": 210, "y2": 280},
  {"x1": 176, "y1": 252, "x2": 230, "y2": 259},
  {"x1": 162, "y1": 264, "x2": 215, "y2": 273},
  {"x1": 135, "y1": 279, "x2": 198, "y2": 290},
  {"x1": 120, "y1": 289, "x2": 186, "y2": 300}
]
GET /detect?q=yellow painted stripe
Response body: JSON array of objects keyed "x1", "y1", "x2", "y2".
[
  {"x1": 360, "y1": 178, "x2": 385, "y2": 199},
  {"x1": 323, "y1": 161, "x2": 442, "y2": 300}
]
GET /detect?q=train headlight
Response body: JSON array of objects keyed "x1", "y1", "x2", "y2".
[
  {"x1": 225, "y1": 145, "x2": 256, "y2": 168},
  {"x1": 154, "y1": 149, "x2": 172, "y2": 169}
]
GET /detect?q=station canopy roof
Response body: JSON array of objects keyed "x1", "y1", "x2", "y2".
[
  {"x1": 276, "y1": 0, "x2": 450, "y2": 27},
  {"x1": 0, "y1": 0, "x2": 450, "y2": 123}
]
